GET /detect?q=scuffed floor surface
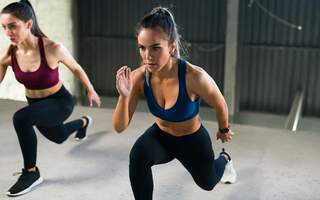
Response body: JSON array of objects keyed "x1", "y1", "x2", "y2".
[{"x1": 0, "y1": 99, "x2": 320, "y2": 200}]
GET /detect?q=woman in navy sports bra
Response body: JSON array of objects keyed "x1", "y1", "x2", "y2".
[
  {"x1": 0, "y1": 0, "x2": 101, "y2": 197},
  {"x1": 113, "y1": 7, "x2": 237, "y2": 200}
]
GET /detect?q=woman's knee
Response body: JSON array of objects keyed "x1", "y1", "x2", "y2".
[
  {"x1": 13, "y1": 109, "x2": 29, "y2": 126},
  {"x1": 191, "y1": 171, "x2": 218, "y2": 191},
  {"x1": 199, "y1": 182, "x2": 216, "y2": 191},
  {"x1": 39, "y1": 128, "x2": 67, "y2": 144},
  {"x1": 51, "y1": 137, "x2": 65, "y2": 144},
  {"x1": 129, "y1": 144, "x2": 150, "y2": 166},
  {"x1": 195, "y1": 178, "x2": 218, "y2": 191}
]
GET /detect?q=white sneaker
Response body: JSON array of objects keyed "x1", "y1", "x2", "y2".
[
  {"x1": 220, "y1": 148, "x2": 237, "y2": 184},
  {"x1": 220, "y1": 160, "x2": 237, "y2": 184}
]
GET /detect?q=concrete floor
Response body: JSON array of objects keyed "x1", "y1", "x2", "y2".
[{"x1": 0, "y1": 99, "x2": 320, "y2": 200}]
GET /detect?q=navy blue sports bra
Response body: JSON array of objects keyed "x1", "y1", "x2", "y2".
[{"x1": 144, "y1": 59, "x2": 201, "y2": 122}]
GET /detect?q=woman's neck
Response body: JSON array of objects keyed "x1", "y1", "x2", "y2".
[
  {"x1": 16, "y1": 34, "x2": 38, "y2": 53},
  {"x1": 153, "y1": 57, "x2": 178, "y2": 79}
]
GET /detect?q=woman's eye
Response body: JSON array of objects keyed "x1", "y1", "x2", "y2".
[
  {"x1": 152, "y1": 46, "x2": 160, "y2": 50},
  {"x1": 9, "y1": 25, "x2": 16, "y2": 29}
]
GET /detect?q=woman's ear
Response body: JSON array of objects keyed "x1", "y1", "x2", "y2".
[
  {"x1": 169, "y1": 42, "x2": 177, "y2": 56},
  {"x1": 26, "y1": 19, "x2": 33, "y2": 30}
]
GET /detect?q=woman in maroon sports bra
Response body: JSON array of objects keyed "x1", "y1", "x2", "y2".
[{"x1": 0, "y1": 0, "x2": 101, "y2": 196}]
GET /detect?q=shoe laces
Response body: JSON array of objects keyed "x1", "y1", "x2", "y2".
[{"x1": 220, "y1": 148, "x2": 231, "y2": 161}]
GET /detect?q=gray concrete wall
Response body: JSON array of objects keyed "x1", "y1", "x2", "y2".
[{"x1": 0, "y1": 0, "x2": 77, "y2": 101}]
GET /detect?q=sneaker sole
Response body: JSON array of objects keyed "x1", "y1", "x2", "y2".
[
  {"x1": 75, "y1": 136, "x2": 87, "y2": 141},
  {"x1": 6, "y1": 176, "x2": 43, "y2": 197},
  {"x1": 221, "y1": 175, "x2": 237, "y2": 184},
  {"x1": 221, "y1": 179, "x2": 236, "y2": 184}
]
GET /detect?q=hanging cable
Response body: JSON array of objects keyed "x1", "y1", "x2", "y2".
[
  {"x1": 185, "y1": 43, "x2": 224, "y2": 53},
  {"x1": 248, "y1": 0, "x2": 302, "y2": 31}
]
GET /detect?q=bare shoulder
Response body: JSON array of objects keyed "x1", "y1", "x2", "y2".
[
  {"x1": 0, "y1": 47, "x2": 11, "y2": 67},
  {"x1": 41, "y1": 37, "x2": 66, "y2": 55},
  {"x1": 184, "y1": 61, "x2": 219, "y2": 99},
  {"x1": 131, "y1": 65, "x2": 146, "y2": 80},
  {"x1": 131, "y1": 65, "x2": 146, "y2": 92},
  {"x1": 185, "y1": 61, "x2": 209, "y2": 84}
]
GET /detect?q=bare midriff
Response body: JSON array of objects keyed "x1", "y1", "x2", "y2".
[
  {"x1": 155, "y1": 115, "x2": 202, "y2": 136},
  {"x1": 25, "y1": 82, "x2": 62, "y2": 99}
]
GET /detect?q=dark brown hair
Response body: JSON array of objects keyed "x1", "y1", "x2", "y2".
[
  {"x1": 1, "y1": 0, "x2": 46, "y2": 37},
  {"x1": 136, "y1": 7, "x2": 185, "y2": 58}
]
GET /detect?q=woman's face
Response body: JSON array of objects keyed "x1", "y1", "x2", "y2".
[
  {"x1": 1, "y1": 13, "x2": 31, "y2": 45},
  {"x1": 137, "y1": 27, "x2": 176, "y2": 73}
]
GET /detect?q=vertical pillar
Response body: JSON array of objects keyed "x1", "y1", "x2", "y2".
[{"x1": 224, "y1": 0, "x2": 240, "y2": 118}]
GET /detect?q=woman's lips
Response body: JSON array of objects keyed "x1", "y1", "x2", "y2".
[{"x1": 147, "y1": 63, "x2": 157, "y2": 69}]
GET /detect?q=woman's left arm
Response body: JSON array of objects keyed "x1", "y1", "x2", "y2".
[
  {"x1": 54, "y1": 43, "x2": 101, "y2": 107},
  {"x1": 188, "y1": 66, "x2": 234, "y2": 142}
]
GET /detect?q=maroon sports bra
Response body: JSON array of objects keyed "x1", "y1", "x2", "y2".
[{"x1": 11, "y1": 37, "x2": 59, "y2": 90}]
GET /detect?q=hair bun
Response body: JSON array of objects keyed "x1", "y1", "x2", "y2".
[
  {"x1": 19, "y1": 0, "x2": 30, "y2": 5},
  {"x1": 152, "y1": 7, "x2": 170, "y2": 16}
]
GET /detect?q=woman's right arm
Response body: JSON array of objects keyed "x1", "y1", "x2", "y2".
[
  {"x1": 0, "y1": 48, "x2": 10, "y2": 84},
  {"x1": 112, "y1": 66, "x2": 144, "y2": 133}
]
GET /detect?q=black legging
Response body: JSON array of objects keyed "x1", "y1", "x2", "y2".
[
  {"x1": 129, "y1": 123, "x2": 227, "y2": 200},
  {"x1": 13, "y1": 85, "x2": 83, "y2": 169}
]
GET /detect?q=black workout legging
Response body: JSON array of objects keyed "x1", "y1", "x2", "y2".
[
  {"x1": 129, "y1": 123, "x2": 227, "y2": 200},
  {"x1": 13, "y1": 85, "x2": 83, "y2": 169}
]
